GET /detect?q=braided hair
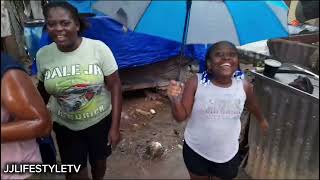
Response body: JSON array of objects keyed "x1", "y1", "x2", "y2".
[{"x1": 201, "y1": 41, "x2": 244, "y2": 85}]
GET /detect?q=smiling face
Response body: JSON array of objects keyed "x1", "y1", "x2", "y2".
[
  {"x1": 46, "y1": 7, "x2": 80, "y2": 51},
  {"x1": 206, "y1": 42, "x2": 239, "y2": 78}
]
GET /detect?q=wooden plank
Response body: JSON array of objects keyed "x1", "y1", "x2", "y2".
[
  {"x1": 119, "y1": 56, "x2": 194, "y2": 91},
  {"x1": 285, "y1": 33, "x2": 319, "y2": 44}
]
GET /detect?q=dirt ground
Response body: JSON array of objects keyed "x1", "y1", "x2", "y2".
[
  {"x1": 43, "y1": 89, "x2": 250, "y2": 180},
  {"x1": 104, "y1": 90, "x2": 188, "y2": 179},
  {"x1": 104, "y1": 89, "x2": 251, "y2": 179}
]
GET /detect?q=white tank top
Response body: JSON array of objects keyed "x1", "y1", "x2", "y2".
[
  {"x1": 184, "y1": 74, "x2": 246, "y2": 163},
  {"x1": 1, "y1": 106, "x2": 42, "y2": 179}
]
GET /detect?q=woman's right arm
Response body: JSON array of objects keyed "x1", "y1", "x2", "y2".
[
  {"x1": 167, "y1": 75, "x2": 197, "y2": 122},
  {"x1": 37, "y1": 81, "x2": 50, "y2": 105}
]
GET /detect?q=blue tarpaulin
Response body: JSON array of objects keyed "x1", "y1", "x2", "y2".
[
  {"x1": 27, "y1": 1, "x2": 207, "y2": 75},
  {"x1": 38, "y1": 16, "x2": 206, "y2": 70}
]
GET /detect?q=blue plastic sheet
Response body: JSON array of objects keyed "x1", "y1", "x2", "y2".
[
  {"x1": 67, "y1": 0, "x2": 94, "y2": 14},
  {"x1": 24, "y1": 26, "x2": 43, "y2": 60},
  {"x1": 24, "y1": 24, "x2": 45, "y2": 75},
  {"x1": 39, "y1": 16, "x2": 206, "y2": 70}
]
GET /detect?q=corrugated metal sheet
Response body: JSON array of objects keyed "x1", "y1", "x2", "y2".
[
  {"x1": 245, "y1": 72, "x2": 319, "y2": 179},
  {"x1": 267, "y1": 39, "x2": 319, "y2": 73}
]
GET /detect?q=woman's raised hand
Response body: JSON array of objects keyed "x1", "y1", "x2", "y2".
[{"x1": 167, "y1": 80, "x2": 184, "y2": 102}]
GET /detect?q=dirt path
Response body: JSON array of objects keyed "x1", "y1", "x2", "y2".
[
  {"x1": 104, "y1": 92, "x2": 188, "y2": 179},
  {"x1": 44, "y1": 90, "x2": 250, "y2": 179},
  {"x1": 102, "y1": 91, "x2": 250, "y2": 179}
]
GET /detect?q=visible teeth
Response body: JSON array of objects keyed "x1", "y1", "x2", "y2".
[{"x1": 221, "y1": 63, "x2": 231, "y2": 67}]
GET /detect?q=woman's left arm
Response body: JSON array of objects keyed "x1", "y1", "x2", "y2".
[
  {"x1": 104, "y1": 70, "x2": 122, "y2": 147},
  {"x1": 243, "y1": 80, "x2": 269, "y2": 135},
  {"x1": 1, "y1": 69, "x2": 52, "y2": 142}
]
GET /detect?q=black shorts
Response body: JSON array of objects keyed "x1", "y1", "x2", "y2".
[
  {"x1": 183, "y1": 141, "x2": 241, "y2": 179},
  {"x1": 53, "y1": 114, "x2": 112, "y2": 171}
]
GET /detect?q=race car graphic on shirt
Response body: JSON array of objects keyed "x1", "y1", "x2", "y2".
[{"x1": 56, "y1": 84, "x2": 103, "y2": 112}]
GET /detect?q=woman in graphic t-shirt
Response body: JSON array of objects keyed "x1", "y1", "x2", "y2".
[{"x1": 36, "y1": 2, "x2": 122, "y2": 179}]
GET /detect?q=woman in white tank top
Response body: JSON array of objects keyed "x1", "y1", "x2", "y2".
[{"x1": 167, "y1": 41, "x2": 269, "y2": 180}]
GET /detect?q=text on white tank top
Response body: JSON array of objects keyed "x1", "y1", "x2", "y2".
[{"x1": 184, "y1": 74, "x2": 246, "y2": 163}]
